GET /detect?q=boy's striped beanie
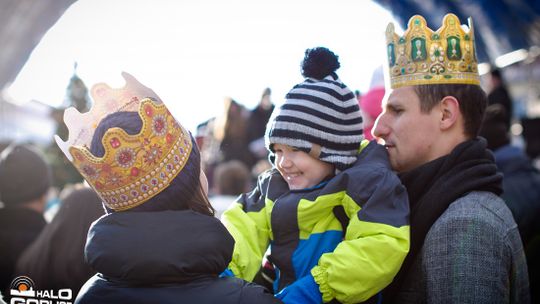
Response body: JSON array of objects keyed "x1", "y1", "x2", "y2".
[{"x1": 265, "y1": 71, "x2": 364, "y2": 171}]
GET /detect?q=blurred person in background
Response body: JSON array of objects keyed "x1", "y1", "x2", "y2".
[
  {"x1": 200, "y1": 97, "x2": 254, "y2": 191},
  {"x1": 0, "y1": 144, "x2": 51, "y2": 300},
  {"x1": 218, "y1": 98, "x2": 255, "y2": 168},
  {"x1": 245, "y1": 88, "x2": 275, "y2": 184},
  {"x1": 247, "y1": 88, "x2": 275, "y2": 164},
  {"x1": 360, "y1": 66, "x2": 385, "y2": 140},
  {"x1": 480, "y1": 104, "x2": 540, "y2": 303},
  {"x1": 210, "y1": 160, "x2": 251, "y2": 219},
  {"x1": 15, "y1": 185, "x2": 104, "y2": 296},
  {"x1": 487, "y1": 69, "x2": 513, "y2": 130}
]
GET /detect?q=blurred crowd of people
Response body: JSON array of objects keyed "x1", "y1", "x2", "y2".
[
  {"x1": 0, "y1": 145, "x2": 104, "y2": 301},
  {"x1": 195, "y1": 88, "x2": 275, "y2": 203},
  {"x1": 0, "y1": 63, "x2": 539, "y2": 302}
]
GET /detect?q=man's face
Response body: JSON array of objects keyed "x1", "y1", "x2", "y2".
[
  {"x1": 273, "y1": 143, "x2": 334, "y2": 190},
  {"x1": 373, "y1": 86, "x2": 442, "y2": 173}
]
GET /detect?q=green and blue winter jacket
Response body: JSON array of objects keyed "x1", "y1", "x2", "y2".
[{"x1": 222, "y1": 141, "x2": 410, "y2": 303}]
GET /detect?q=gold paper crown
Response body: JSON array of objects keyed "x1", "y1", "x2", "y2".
[
  {"x1": 55, "y1": 73, "x2": 193, "y2": 211},
  {"x1": 385, "y1": 13, "x2": 480, "y2": 89}
]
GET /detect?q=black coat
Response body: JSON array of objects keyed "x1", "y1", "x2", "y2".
[
  {"x1": 76, "y1": 210, "x2": 280, "y2": 304},
  {"x1": 494, "y1": 145, "x2": 540, "y2": 245},
  {"x1": 0, "y1": 208, "x2": 46, "y2": 297}
]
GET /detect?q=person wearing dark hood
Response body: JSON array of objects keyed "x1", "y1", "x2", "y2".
[{"x1": 54, "y1": 72, "x2": 280, "y2": 304}]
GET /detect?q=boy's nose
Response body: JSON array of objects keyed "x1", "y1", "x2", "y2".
[{"x1": 279, "y1": 155, "x2": 292, "y2": 168}]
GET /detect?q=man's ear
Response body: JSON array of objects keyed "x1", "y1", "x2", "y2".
[{"x1": 439, "y1": 96, "x2": 460, "y2": 130}]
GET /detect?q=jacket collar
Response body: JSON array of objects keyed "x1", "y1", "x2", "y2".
[{"x1": 85, "y1": 210, "x2": 234, "y2": 284}]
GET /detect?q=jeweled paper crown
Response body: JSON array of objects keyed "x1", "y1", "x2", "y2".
[
  {"x1": 55, "y1": 72, "x2": 193, "y2": 211},
  {"x1": 385, "y1": 13, "x2": 480, "y2": 89}
]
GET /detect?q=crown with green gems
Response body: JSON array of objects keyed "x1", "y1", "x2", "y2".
[{"x1": 385, "y1": 13, "x2": 480, "y2": 89}]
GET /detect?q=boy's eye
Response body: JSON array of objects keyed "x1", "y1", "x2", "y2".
[{"x1": 291, "y1": 148, "x2": 300, "y2": 152}]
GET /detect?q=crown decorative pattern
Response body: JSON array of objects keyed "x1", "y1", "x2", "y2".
[
  {"x1": 385, "y1": 13, "x2": 480, "y2": 89},
  {"x1": 55, "y1": 73, "x2": 193, "y2": 211}
]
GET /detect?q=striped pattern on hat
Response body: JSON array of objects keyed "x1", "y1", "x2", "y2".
[{"x1": 265, "y1": 75, "x2": 363, "y2": 171}]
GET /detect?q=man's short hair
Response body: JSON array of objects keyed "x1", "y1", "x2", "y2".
[{"x1": 414, "y1": 84, "x2": 487, "y2": 138}]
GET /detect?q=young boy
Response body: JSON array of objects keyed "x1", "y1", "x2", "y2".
[{"x1": 221, "y1": 47, "x2": 410, "y2": 304}]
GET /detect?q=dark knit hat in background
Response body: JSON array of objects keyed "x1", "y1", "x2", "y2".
[
  {"x1": 0, "y1": 144, "x2": 52, "y2": 206},
  {"x1": 265, "y1": 47, "x2": 364, "y2": 171}
]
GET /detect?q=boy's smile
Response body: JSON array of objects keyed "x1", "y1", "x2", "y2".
[{"x1": 273, "y1": 143, "x2": 334, "y2": 190}]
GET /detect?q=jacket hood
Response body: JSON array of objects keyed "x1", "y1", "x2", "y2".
[{"x1": 85, "y1": 210, "x2": 234, "y2": 284}]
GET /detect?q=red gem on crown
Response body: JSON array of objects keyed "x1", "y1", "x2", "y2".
[
  {"x1": 145, "y1": 105, "x2": 154, "y2": 117},
  {"x1": 166, "y1": 133, "x2": 173, "y2": 144},
  {"x1": 110, "y1": 138, "x2": 121, "y2": 149},
  {"x1": 131, "y1": 167, "x2": 140, "y2": 176}
]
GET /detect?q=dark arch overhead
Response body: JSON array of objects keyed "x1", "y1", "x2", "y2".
[
  {"x1": 1, "y1": 0, "x2": 539, "y2": 94},
  {"x1": 0, "y1": 0, "x2": 77, "y2": 93},
  {"x1": 373, "y1": 0, "x2": 540, "y2": 64}
]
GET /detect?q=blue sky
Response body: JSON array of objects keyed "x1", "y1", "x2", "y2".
[{"x1": 6, "y1": 0, "x2": 399, "y2": 132}]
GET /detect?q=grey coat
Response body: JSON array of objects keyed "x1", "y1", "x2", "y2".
[{"x1": 396, "y1": 191, "x2": 530, "y2": 303}]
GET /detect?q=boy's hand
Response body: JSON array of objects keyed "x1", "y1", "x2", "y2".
[{"x1": 275, "y1": 274, "x2": 322, "y2": 304}]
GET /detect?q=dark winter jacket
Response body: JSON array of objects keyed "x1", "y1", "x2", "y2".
[
  {"x1": 494, "y1": 144, "x2": 540, "y2": 245},
  {"x1": 0, "y1": 207, "x2": 46, "y2": 297},
  {"x1": 76, "y1": 210, "x2": 280, "y2": 304}
]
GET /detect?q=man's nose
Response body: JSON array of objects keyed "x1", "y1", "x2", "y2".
[{"x1": 372, "y1": 114, "x2": 388, "y2": 139}]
